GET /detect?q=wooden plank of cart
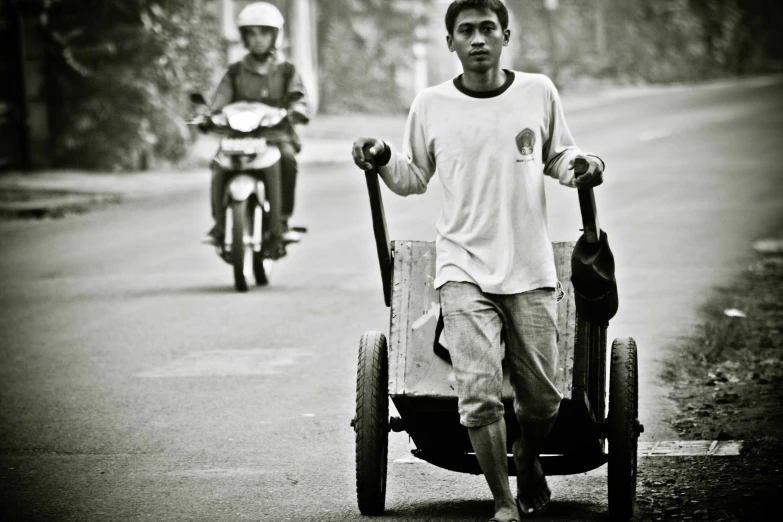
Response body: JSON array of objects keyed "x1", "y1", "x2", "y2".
[{"x1": 352, "y1": 166, "x2": 643, "y2": 521}]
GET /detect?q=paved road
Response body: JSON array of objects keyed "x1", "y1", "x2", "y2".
[{"x1": 1, "y1": 77, "x2": 781, "y2": 521}]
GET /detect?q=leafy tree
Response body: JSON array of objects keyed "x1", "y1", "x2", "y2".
[
  {"x1": 40, "y1": 0, "x2": 221, "y2": 170},
  {"x1": 316, "y1": 0, "x2": 432, "y2": 113},
  {"x1": 507, "y1": 0, "x2": 783, "y2": 87},
  {"x1": 28, "y1": 0, "x2": 783, "y2": 169}
]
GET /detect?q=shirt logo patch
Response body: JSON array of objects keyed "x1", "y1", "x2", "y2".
[{"x1": 516, "y1": 129, "x2": 535, "y2": 156}]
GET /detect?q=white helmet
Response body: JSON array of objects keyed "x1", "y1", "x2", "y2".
[{"x1": 236, "y1": 2, "x2": 285, "y2": 30}]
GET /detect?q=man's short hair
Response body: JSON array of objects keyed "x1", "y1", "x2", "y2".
[{"x1": 444, "y1": 0, "x2": 509, "y2": 36}]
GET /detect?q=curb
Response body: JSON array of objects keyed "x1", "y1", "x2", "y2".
[
  {"x1": 0, "y1": 171, "x2": 210, "y2": 218},
  {"x1": 0, "y1": 191, "x2": 121, "y2": 219}
]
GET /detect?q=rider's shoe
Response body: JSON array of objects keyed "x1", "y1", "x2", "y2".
[
  {"x1": 281, "y1": 228, "x2": 301, "y2": 244},
  {"x1": 262, "y1": 234, "x2": 287, "y2": 260},
  {"x1": 202, "y1": 225, "x2": 224, "y2": 246},
  {"x1": 280, "y1": 219, "x2": 302, "y2": 244}
]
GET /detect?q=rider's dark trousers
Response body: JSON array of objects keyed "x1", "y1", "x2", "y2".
[
  {"x1": 278, "y1": 141, "x2": 298, "y2": 220},
  {"x1": 211, "y1": 141, "x2": 298, "y2": 234}
]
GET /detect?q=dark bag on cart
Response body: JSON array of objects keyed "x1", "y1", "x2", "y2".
[{"x1": 571, "y1": 230, "x2": 618, "y2": 324}]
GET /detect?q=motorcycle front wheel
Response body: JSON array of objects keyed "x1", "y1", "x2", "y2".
[
  {"x1": 253, "y1": 252, "x2": 269, "y2": 286},
  {"x1": 230, "y1": 199, "x2": 255, "y2": 292}
]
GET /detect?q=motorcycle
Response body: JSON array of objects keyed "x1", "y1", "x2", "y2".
[{"x1": 188, "y1": 93, "x2": 304, "y2": 292}]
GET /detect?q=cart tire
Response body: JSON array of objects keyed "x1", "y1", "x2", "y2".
[
  {"x1": 355, "y1": 331, "x2": 389, "y2": 515},
  {"x1": 607, "y1": 337, "x2": 639, "y2": 520}
]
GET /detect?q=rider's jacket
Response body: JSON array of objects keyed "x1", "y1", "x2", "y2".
[{"x1": 210, "y1": 53, "x2": 309, "y2": 150}]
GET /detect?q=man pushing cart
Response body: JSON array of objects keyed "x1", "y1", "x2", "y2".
[{"x1": 350, "y1": 1, "x2": 641, "y2": 520}]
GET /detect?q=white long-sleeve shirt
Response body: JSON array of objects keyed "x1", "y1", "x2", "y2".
[{"x1": 379, "y1": 71, "x2": 595, "y2": 294}]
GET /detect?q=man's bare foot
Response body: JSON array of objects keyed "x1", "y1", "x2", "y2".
[
  {"x1": 515, "y1": 457, "x2": 551, "y2": 516},
  {"x1": 490, "y1": 498, "x2": 520, "y2": 522}
]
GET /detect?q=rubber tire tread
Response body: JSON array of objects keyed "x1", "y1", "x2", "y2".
[
  {"x1": 231, "y1": 200, "x2": 249, "y2": 292},
  {"x1": 355, "y1": 331, "x2": 389, "y2": 515},
  {"x1": 253, "y1": 200, "x2": 268, "y2": 286},
  {"x1": 607, "y1": 337, "x2": 639, "y2": 520}
]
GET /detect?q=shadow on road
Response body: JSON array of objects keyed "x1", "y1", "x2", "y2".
[
  {"x1": 100, "y1": 284, "x2": 302, "y2": 299},
  {"x1": 382, "y1": 498, "x2": 607, "y2": 521},
  {"x1": 382, "y1": 499, "x2": 490, "y2": 520},
  {"x1": 543, "y1": 501, "x2": 609, "y2": 520}
]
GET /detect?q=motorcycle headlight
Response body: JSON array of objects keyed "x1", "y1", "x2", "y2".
[{"x1": 228, "y1": 111, "x2": 263, "y2": 132}]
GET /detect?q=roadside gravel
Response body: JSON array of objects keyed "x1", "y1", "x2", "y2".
[{"x1": 634, "y1": 233, "x2": 783, "y2": 521}]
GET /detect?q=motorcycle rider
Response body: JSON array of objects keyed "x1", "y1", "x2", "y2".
[{"x1": 204, "y1": 1, "x2": 310, "y2": 258}]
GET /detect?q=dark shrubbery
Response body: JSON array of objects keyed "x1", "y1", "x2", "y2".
[
  {"x1": 316, "y1": 0, "x2": 431, "y2": 114},
  {"x1": 508, "y1": 0, "x2": 783, "y2": 87},
  {"x1": 33, "y1": 0, "x2": 783, "y2": 168},
  {"x1": 41, "y1": 0, "x2": 222, "y2": 170}
]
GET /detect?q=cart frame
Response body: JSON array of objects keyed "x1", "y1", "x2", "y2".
[{"x1": 353, "y1": 168, "x2": 642, "y2": 520}]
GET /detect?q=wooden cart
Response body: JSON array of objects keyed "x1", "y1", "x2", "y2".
[{"x1": 352, "y1": 169, "x2": 643, "y2": 520}]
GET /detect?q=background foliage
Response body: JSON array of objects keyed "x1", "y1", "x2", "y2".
[
  {"x1": 316, "y1": 0, "x2": 432, "y2": 114},
  {"x1": 40, "y1": 0, "x2": 222, "y2": 170},
  {"x1": 28, "y1": 0, "x2": 783, "y2": 170},
  {"x1": 507, "y1": 0, "x2": 783, "y2": 86}
]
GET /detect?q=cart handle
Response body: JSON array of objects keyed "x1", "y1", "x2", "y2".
[
  {"x1": 574, "y1": 157, "x2": 601, "y2": 244},
  {"x1": 365, "y1": 165, "x2": 392, "y2": 307}
]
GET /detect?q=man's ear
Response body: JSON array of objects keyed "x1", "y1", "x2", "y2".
[
  {"x1": 446, "y1": 34, "x2": 454, "y2": 52},
  {"x1": 503, "y1": 29, "x2": 511, "y2": 46}
]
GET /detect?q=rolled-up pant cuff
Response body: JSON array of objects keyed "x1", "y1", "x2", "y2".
[{"x1": 459, "y1": 411, "x2": 505, "y2": 428}]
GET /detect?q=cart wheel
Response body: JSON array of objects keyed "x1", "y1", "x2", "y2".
[
  {"x1": 607, "y1": 337, "x2": 639, "y2": 520},
  {"x1": 354, "y1": 331, "x2": 389, "y2": 515}
]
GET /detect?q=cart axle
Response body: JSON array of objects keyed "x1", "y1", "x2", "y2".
[
  {"x1": 349, "y1": 415, "x2": 405, "y2": 433},
  {"x1": 388, "y1": 416, "x2": 405, "y2": 432},
  {"x1": 635, "y1": 419, "x2": 645, "y2": 435},
  {"x1": 600, "y1": 418, "x2": 644, "y2": 438}
]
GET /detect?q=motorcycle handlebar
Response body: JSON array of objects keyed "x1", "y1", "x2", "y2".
[
  {"x1": 186, "y1": 114, "x2": 208, "y2": 127},
  {"x1": 186, "y1": 114, "x2": 215, "y2": 133}
]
